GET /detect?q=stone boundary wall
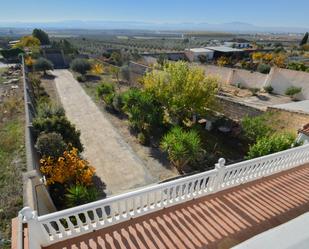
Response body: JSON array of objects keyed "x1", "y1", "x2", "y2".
[{"x1": 216, "y1": 95, "x2": 264, "y2": 121}]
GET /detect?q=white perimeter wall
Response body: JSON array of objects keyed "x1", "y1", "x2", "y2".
[{"x1": 202, "y1": 65, "x2": 309, "y2": 100}]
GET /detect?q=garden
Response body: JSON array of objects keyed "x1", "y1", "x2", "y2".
[{"x1": 71, "y1": 58, "x2": 301, "y2": 177}]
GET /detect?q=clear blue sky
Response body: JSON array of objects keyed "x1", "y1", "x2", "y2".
[{"x1": 1, "y1": 0, "x2": 308, "y2": 27}]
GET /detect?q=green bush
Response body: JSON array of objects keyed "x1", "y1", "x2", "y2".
[
  {"x1": 257, "y1": 63, "x2": 271, "y2": 74},
  {"x1": 37, "y1": 102, "x2": 65, "y2": 118},
  {"x1": 96, "y1": 82, "x2": 116, "y2": 107},
  {"x1": 65, "y1": 185, "x2": 99, "y2": 208},
  {"x1": 122, "y1": 89, "x2": 163, "y2": 134},
  {"x1": 33, "y1": 116, "x2": 83, "y2": 152},
  {"x1": 161, "y1": 127, "x2": 201, "y2": 174},
  {"x1": 285, "y1": 86, "x2": 302, "y2": 99},
  {"x1": 34, "y1": 58, "x2": 54, "y2": 74},
  {"x1": 246, "y1": 133, "x2": 297, "y2": 159},
  {"x1": 96, "y1": 82, "x2": 115, "y2": 97},
  {"x1": 241, "y1": 114, "x2": 274, "y2": 143},
  {"x1": 263, "y1": 85, "x2": 274, "y2": 94},
  {"x1": 35, "y1": 132, "x2": 67, "y2": 158},
  {"x1": 70, "y1": 58, "x2": 91, "y2": 75}
]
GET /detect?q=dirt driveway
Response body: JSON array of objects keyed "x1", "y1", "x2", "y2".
[{"x1": 53, "y1": 70, "x2": 154, "y2": 195}]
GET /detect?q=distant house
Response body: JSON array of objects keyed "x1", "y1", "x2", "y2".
[
  {"x1": 297, "y1": 123, "x2": 309, "y2": 144},
  {"x1": 205, "y1": 46, "x2": 244, "y2": 59},
  {"x1": 185, "y1": 48, "x2": 214, "y2": 62},
  {"x1": 224, "y1": 38, "x2": 251, "y2": 48}
]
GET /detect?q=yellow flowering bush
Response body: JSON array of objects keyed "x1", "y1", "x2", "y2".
[
  {"x1": 40, "y1": 147, "x2": 95, "y2": 186},
  {"x1": 25, "y1": 56, "x2": 34, "y2": 67},
  {"x1": 91, "y1": 63, "x2": 104, "y2": 74}
]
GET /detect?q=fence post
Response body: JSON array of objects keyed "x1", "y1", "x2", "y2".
[
  {"x1": 19, "y1": 207, "x2": 48, "y2": 249},
  {"x1": 213, "y1": 158, "x2": 226, "y2": 191}
]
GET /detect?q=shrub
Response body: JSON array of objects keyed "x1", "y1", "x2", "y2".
[
  {"x1": 285, "y1": 86, "x2": 302, "y2": 99},
  {"x1": 246, "y1": 133, "x2": 297, "y2": 159},
  {"x1": 37, "y1": 102, "x2": 65, "y2": 118},
  {"x1": 249, "y1": 88, "x2": 259, "y2": 96},
  {"x1": 65, "y1": 185, "x2": 99, "y2": 208},
  {"x1": 96, "y1": 82, "x2": 115, "y2": 97},
  {"x1": 35, "y1": 132, "x2": 67, "y2": 158},
  {"x1": 33, "y1": 116, "x2": 83, "y2": 152},
  {"x1": 34, "y1": 58, "x2": 54, "y2": 75},
  {"x1": 161, "y1": 127, "x2": 201, "y2": 174},
  {"x1": 264, "y1": 85, "x2": 274, "y2": 94},
  {"x1": 257, "y1": 63, "x2": 271, "y2": 74},
  {"x1": 241, "y1": 114, "x2": 274, "y2": 143},
  {"x1": 40, "y1": 147, "x2": 95, "y2": 185},
  {"x1": 122, "y1": 89, "x2": 164, "y2": 134},
  {"x1": 71, "y1": 58, "x2": 91, "y2": 75}
]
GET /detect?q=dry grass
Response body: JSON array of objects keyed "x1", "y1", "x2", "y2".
[{"x1": 0, "y1": 82, "x2": 25, "y2": 248}]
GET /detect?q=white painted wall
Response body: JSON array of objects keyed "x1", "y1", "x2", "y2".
[
  {"x1": 200, "y1": 65, "x2": 309, "y2": 100},
  {"x1": 268, "y1": 67, "x2": 309, "y2": 100}
]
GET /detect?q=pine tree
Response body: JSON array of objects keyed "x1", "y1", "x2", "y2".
[{"x1": 300, "y1": 32, "x2": 308, "y2": 46}]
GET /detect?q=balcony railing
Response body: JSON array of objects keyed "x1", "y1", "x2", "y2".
[{"x1": 19, "y1": 143, "x2": 309, "y2": 249}]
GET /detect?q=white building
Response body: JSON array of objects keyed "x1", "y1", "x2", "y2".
[
  {"x1": 224, "y1": 38, "x2": 251, "y2": 49},
  {"x1": 185, "y1": 48, "x2": 214, "y2": 62}
]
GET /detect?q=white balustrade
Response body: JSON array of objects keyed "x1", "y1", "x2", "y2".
[{"x1": 19, "y1": 143, "x2": 309, "y2": 248}]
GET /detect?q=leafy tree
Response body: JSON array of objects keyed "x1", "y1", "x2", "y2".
[
  {"x1": 70, "y1": 58, "x2": 91, "y2": 75},
  {"x1": 300, "y1": 32, "x2": 308, "y2": 46},
  {"x1": 143, "y1": 61, "x2": 218, "y2": 124},
  {"x1": 14, "y1": 36, "x2": 40, "y2": 50},
  {"x1": 32, "y1": 29, "x2": 50, "y2": 45},
  {"x1": 35, "y1": 132, "x2": 67, "y2": 158},
  {"x1": 110, "y1": 51, "x2": 122, "y2": 66},
  {"x1": 161, "y1": 127, "x2": 201, "y2": 174},
  {"x1": 40, "y1": 147, "x2": 95, "y2": 185},
  {"x1": 241, "y1": 114, "x2": 275, "y2": 143},
  {"x1": 122, "y1": 89, "x2": 164, "y2": 134},
  {"x1": 272, "y1": 53, "x2": 287, "y2": 68},
  {"x1": 110, "y1": 66, "x2": 120, "y2": 83},
  {"x1": 157, "y1": 53, "x2": 168, "y2": 67},
  {"x1": 257, "y1": 63, "x2": 271, "y2": 74},
  {"x1": 246, "y1": 133, "x2": 297, "y2": 159},
  {"x1": 65, "y1": 185, "x2": 98, "y2": 208},
  {"x1": 34, "y1": 57, "x2": 54, "y2": 75},
  {"x1": 285, "y1": 86, "x2": 302, "y2": 99}
]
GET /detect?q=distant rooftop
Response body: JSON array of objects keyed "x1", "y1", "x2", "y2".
[
  {"x1": 206, "y1": 46, "x2": 244, "y2": 52},
  {"x1": 272, "y1": 100, "x2": 309, "y2": 114},
  {"x1": 227, "y1": 38, "x2": 250, "y2": 43},
  {"x1": 188, "y1": 48, "x2": 213, "y2": 53}
]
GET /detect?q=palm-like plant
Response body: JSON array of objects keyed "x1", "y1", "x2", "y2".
[
  {"x1": 161, "y1": 127, "x2": 201, "y2": 174},
  {"x1": 65, "y1": 185, "x2": 98, "y2": 208}
]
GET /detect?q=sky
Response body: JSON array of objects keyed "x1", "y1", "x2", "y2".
[{"x1": 0, "y1": 0, "x2": 308, "y2": 27}]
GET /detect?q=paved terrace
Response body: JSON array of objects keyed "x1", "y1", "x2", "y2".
[{"x1": 45, "y1": 163, "x2": 309, "y2": 249}]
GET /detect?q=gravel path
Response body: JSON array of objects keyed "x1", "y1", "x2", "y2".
[{"x1": 53, "y1": 70, "x2": 154, "y2": 195}]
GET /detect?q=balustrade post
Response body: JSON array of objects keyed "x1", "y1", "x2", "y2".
[
  {"x1": 213, "y1": 158, "x2": 226, "y2": 192},
  {"x1": 19, "y1": 207, "x2": 49, "y2": 249}
]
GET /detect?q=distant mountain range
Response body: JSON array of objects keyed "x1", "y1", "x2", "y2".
[{"x1": 0, "y1": 20, "x2": 307, "y2": 33}]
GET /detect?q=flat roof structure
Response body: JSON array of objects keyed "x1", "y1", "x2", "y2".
[
  {"x1": 188, "y1": 48, "x2": 214, "y2": 53},
  {"x1": 272, "y1": 100, "x2": 309, "y2": 114},
  {"x1": 206, "y1": 46, "x2": 244, "y2": 52}
]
